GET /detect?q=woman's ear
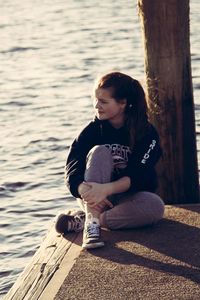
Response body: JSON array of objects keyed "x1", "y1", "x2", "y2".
[{"x1": 120, "y1": 98, "x2": 127, "y2": 109}]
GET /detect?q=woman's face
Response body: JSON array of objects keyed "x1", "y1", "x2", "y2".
[{"x1": 94, "y1": 87, "x2": 126, "y2": 128}]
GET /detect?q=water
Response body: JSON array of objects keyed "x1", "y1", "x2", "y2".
[{"x1": 0, "y1": 0, "x2": 200, "y2": 297}]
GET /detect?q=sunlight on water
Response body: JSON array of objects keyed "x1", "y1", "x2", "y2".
[{"x1": 0, "y1": 0, "x2": 200, "y2": 297}]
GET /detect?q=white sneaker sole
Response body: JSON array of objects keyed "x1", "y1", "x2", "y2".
[{"x1": 82, "y1": 241, "x2": 105, "y2": 250}]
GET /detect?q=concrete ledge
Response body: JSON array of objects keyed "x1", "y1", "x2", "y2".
[{"x1": 5, "y1": 205, "x2": 200, "y2": 300}]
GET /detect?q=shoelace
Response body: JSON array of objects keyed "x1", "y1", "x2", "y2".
[
  {"x1": 86, "y1": 222, "x2": 99, "y2": 237},
  {"x1": 70, "y1": 215, "x2": 84, "y2": 232}
]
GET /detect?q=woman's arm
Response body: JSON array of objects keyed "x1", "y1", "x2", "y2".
[
  {"x1": 124, "y1": 125, "x2": 162, "y2": 192},
  {"x1": 103, "y1": 176, "x2": 131, "y2": 195},
  {"x1": 79, "y1": 176, "x2": 131, "y2": 207},
  {"x1": 65, "y1": 121, "x2": 99, "y2": 198}
]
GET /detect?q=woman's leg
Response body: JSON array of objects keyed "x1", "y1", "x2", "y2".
[
  {"x1": 100, "y1": 191, "x2": 165, "y2": 230},
  {"x1": 78, "y1": 145, "x2": 113, "y2": 216},
  {"x1": 85, "y1": 145, "x2": 113, "y2": 183},
  {"x1": 78, "y1": 145, "x2": 113, "y2": 249},
  {"x1": 55, "y1": 146, "x2": 113, "y2": 239}
]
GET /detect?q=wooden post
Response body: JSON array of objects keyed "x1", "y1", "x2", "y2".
[{"x1": 138, "y1": 0, "x2": 199, "y2": 203}]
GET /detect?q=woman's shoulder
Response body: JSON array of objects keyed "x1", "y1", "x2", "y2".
[
  {"x1": 148, "y1": 122, "x2": 159, "y2": 137},
  {"x1": 76, "y1": 119, "x2": 101, "y2": 137},
  {"x1": 138, "y1": 122, "x2": 160, "y2": 144}
]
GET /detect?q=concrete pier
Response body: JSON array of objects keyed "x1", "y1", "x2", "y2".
[{"x1": 5, "y1": 205, "x2": 200, "y2": 300}]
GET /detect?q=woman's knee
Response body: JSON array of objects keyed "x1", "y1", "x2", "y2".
[
  {"x1": 87, "y1": 145, "x2": 112, "y2": 161},
  {"x1": 150, "y1": 193, "x2": 165, "y2": 222},
  {"x1": 85, "y1": 145, "x2": 113, "y2": 183},
  {"x1": 135, "y1": 191, "x2": 165, "y2": 223}
]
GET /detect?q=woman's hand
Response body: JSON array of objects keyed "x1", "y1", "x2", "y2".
[
  {"x1": 78, "y1": 182, "x2": 91, "y2": 195},
  {"x1": 80, "y1": 182, "x2": 113, "y2": 208}
]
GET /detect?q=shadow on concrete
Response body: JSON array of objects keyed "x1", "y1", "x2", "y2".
[{"x1": 87, "y1": 218, "x2": 200, "y2": 285}]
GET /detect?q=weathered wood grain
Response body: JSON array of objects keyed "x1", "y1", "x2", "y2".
[
  {"x1": 4, "y1": 217, "x2": 79, "y2": 300},
  {"x1": 138, "y1": 0, "x2": 199, "y2": 204}
]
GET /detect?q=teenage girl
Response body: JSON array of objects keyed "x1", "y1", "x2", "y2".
[{"x1": 55, "y1": 72, "x2": 165, "y2": 249}]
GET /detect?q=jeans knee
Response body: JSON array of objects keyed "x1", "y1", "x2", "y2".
[
  {"x1": 133, "y1": 191, "x2": 165, "y2": 224},
  {"x1": 85, "y1": 145, "x2": 113, "y2": 182},
  {"x1": 87, "y1": 145, "x2": 112, "y2": 164},
  {"x1": 88, "y1": 145, "x2": 111, "y2": 157},
  {"x1": 149, "y1": 193, "x2": 165, "y2": 222}
]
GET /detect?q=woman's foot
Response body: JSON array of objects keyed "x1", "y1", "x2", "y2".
[
  {"x1": 55, "y1": 210, "x2": 85, "y2": 235},
  {"x1": 82, "y1": 214, "x2": 104, "y2": 249}
]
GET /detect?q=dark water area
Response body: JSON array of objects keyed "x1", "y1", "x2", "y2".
[{"x1": 1, "y1": 0, "x2": 200, "y2": 297}]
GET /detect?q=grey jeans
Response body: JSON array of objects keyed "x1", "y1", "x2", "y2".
[{"x1": 78, "y1": 145, "x2": 165, "y2": 230}]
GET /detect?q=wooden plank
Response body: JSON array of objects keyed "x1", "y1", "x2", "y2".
[
  {"x1": 39, "y1": 232, "x2": 82, "y2": 300},
  {"x1": 4, "y1": 215, "x2": 79, "y2": 300}
]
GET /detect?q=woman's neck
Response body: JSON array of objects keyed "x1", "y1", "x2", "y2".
[{"x1": 109, "y1": 117, "x2": 125, "y2": 129}]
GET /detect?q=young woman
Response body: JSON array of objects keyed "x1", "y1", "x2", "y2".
[{"x1": 55, "y1": 72, "x2": 165, "y2": 249}]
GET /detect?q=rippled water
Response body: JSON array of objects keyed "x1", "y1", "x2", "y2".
[{"x1": 1, "y1": 0, "x2": 200, "y2": 297}]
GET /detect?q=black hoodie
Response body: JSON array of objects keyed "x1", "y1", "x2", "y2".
[{"x1": 65, "y1": 119, "x2": 162, "y2": 198}]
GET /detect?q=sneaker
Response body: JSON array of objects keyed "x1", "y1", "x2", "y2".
[
  {"x1": 82, "y1": 215, "x2": 104, "y2": 249},
  {"x1": 55, "y1": 210, "x2": 85, "y2": 235}
]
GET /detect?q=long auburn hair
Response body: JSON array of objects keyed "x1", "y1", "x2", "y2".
[{"x1": 95, "y1": 72, "x2": 150, "y2": 149}]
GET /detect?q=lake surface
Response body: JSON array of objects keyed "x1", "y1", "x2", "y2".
[{"x1": 1, "y1": 0, "x2": 200, "y2": 297}]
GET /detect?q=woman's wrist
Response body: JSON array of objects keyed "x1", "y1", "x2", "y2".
[
  {"x1": 78, "y1": 182, "x2": 91, "y2": 195},
  {"x1": 104, "y1": 182, "x2": 115, "y2": 196},
  {"x1": 104, "y1": 177, "x2": 131, "y2": 196}
]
